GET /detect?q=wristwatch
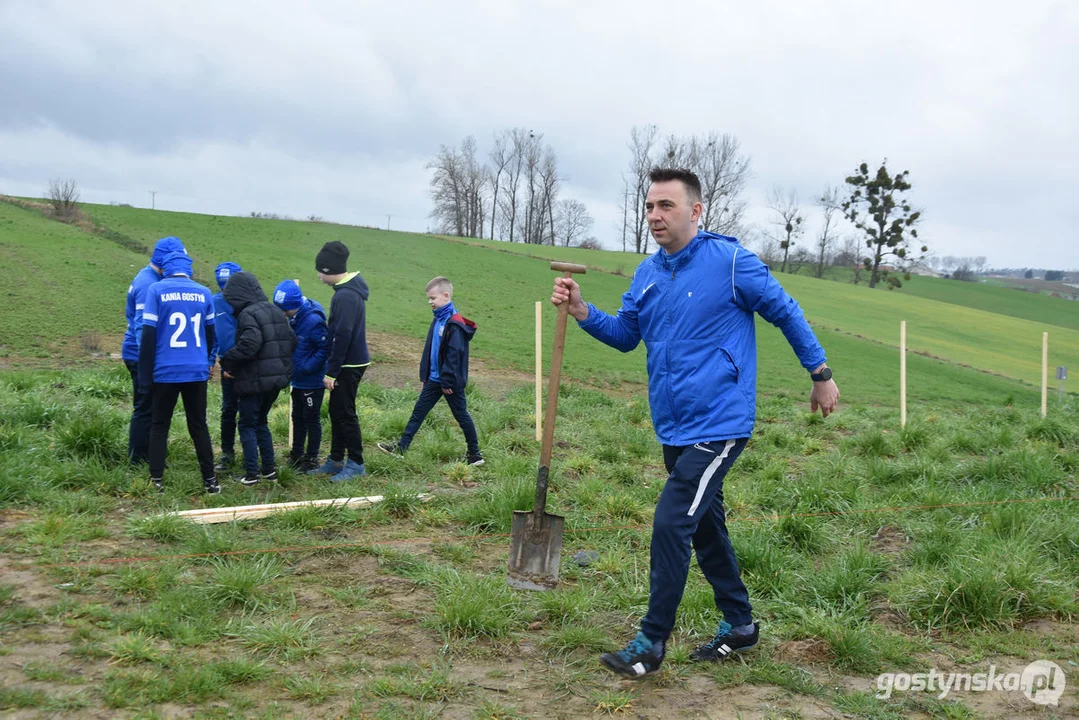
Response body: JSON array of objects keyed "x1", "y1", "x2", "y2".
[{"x1": 811, "y1": 366, "x2": 833, "y2": 382}]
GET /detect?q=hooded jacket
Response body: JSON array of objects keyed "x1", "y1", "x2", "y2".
[
  {"x1": 325, "y1": 271, "x2": 371, "y2": 378},
  {"x1": 420, "y1": 310, "x2": 477, "y2": 393},
  {"x1": 122, "y1": 265, "x2": 162, "y2": 361},
  {"x1": 578, "y1": 231, "x2": 826, "y2": 445},
  {"x1": 220, "y1": 272, "x2": 297, "y2": 395},
  {"x1": 289, "y1": 298, "x2": 330, "y2": 390}
]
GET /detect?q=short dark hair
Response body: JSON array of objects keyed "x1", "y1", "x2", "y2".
[{"x1": 649, "y1": 167, "x2": 702, "y2": 204}]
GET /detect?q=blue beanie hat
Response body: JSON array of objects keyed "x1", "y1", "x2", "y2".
[
  {"x1": 215, "y1": 261, "x2": 242, "y2": 290},
  {"x1": 272, "y1": 279, "x2": 304, "y2": 311},
  {"x1": 151, "y1": 236, "x2": 186, "y2": 267},
  {"x1": 162, "y1": 250, "x2": 193, "y2": 278}
]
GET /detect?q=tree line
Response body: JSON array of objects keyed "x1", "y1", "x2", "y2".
[
  {"x1": 427, "y1": 130, "x2": 596, "y2": 248},
  {"x1": 428, "y1": 128, "x2": 928, "y2": 289}
]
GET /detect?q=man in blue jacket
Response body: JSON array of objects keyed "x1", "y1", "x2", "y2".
[
  {"x1": 138, "y1": 250, "x2": 219, "y2": 494},
  {"x1": 273, "y1": 279, "x2": 329, "y2": 473},
  {"x1": 122, "y1": 235, "x2": 187, "y2": 465},
  {"x1": 208, "y1": 261, "x2": 242, "y2": 472},
  {"x1": 552, "y1": 168, "x2": 840, "y2": 678}
]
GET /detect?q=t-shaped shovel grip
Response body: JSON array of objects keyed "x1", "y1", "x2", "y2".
[{"x1": 534, "y1": 261, "x2": 587, "y2": 516}]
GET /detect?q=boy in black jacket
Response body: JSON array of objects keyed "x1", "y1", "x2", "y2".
[
  {"x1": 307, "y1": 240, "x2": 371, "y2": 483},
  {"x1": 378, "y1": 276, "x2": 482, "y2": 465},
  {"x1": 220, "y1": 271, "x2": 297, "y2": 486}
]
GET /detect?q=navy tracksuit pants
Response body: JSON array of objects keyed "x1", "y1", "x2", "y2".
[{"x1": 640, "y1": 437, "x2": 752, "y2": 643}]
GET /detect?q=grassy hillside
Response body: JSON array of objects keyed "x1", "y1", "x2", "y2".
[
  {"x1": 0, "y1": 202, "x2": 144, "y2": 359},
  {"x1": 896, "y1": 274, "x2": 1079, "y2": 331},
  {"x1": 0, "y1": 201, "x2": 1065, "y2": 412}
]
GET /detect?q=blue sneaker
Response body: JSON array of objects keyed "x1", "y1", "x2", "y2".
[
  {"x1": 599, "y1": 631, "x2": 664, "y2": 678},
  {"x1": 690, "y1": 620, "x2": 759, "y2": 662},
  {"x1": 307, "y1": 458, "x2": 343, "y2": 476},
  {"x1": 329, "y1": 459, "x2": 365, "y2": 483}
]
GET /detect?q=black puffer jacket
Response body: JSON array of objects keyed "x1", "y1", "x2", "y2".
[{"x1": 220, "y1": 272, "x2": 297, "y2": 395}]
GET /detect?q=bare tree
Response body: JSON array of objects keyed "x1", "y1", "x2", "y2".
[
  {"x1": 695, "y1": 132, "x2": 750, "y2": 235},
  {"x1": 502, "y1": 128, "x2": 529, "y2": 242},
  {"x1": 556, "y1": 198, "x2": 594, "y2": 247},
  {"x1": 427, "y1": 136, "x2": 485, "y2": 237},
  {"x1": 460, "y1": 135, "x2": 485, "y2": 238},
  {"x1": 427, "y1": 144, "x2": 465, "y2": 236},
  {"x1": 766, "y1": 186, "x2": 804, "y2": 274},
  {"x1": 628, "y1": 124, "x2": 658, "y2": 253},
  {"x1": 814, "y1": 186, "x2": 842, "y2": 279},
  {"x1": 523, "y1": 131, "x2": 543, "y2": 244},
  {"x1": 538, "y1": 147, "x2": 560, "y2": 245},
  {"x1": 487, "y1": 131, "x2": 512, "y2": 240},
  {"x1": 834, "y1": 235, "x2": 866, "y2": 284},
  {"x1": 619, "y1": 174, "x2": 630, "y2": 253},
  {"x1": 47, "y1": 178, "x2": 80, "y2": 219}
]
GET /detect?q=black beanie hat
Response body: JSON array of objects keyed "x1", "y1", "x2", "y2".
[{"x1": 316, "y1": 240, "x2": 349, "y2": 274}]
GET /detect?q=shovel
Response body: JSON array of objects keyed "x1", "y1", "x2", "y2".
[{"x1": 508, "y1": 261, "x2": 587, "y2": 591}]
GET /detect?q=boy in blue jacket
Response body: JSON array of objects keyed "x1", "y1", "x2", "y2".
[
  {"x1": 209, "y1": 261, "x2": 242, "y2": 472},
  {"x1": 552, "y1": 168, "x2": 840, "y2": 678},
  {"x1": 138, "y1": 251, "x2": 219, "y2": 494},
  {"x1": 377, "y1": 276, "x2": 482, "y2": 466},
  {"x1": 122, "y1": 235, "x2": 187, "y2": 465},
  {"x1": 273, "y1": 279, "x2": 329, "y2": 473}
]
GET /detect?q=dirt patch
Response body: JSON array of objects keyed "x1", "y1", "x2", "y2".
[
  {"x1": 0, "y1": 554, "x2": 63, "y2": 609},
  {"x1": 871, "y1": 524, "x2": 910, "y2": 554},
  {"x1": 775, "y1": 638, "x2": 832, "y2": 665}
]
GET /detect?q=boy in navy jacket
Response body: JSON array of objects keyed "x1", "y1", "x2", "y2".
[
  {"x1": 208, "y1": 261, "x2": 242, "y2": 472},
  {"x1": 378, "y1": 276, "x2": 482, "y2": 465},
  {"x1": 273, "y1": 279, "x2": 329, "y2": 473},
  {"x1": 138, "y1": 251, "x2": 219, "y2": 494}
]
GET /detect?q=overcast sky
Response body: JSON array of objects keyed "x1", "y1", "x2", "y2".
[{"x1": 1, "y1": 0, "x2": 1075, "y2": 269}]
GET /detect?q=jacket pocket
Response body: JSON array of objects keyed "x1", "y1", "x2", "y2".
[{"x1": 719, "y1": 347, "x2": 740, "y2": 381}]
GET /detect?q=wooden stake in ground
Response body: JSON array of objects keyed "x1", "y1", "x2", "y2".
[
  {"x1": 162, "y1": 493, "x2": 430, "y2": 525},
  {"x1": 536, "y1": 300, "x2": 542, "y2": 442},
  {"x1": 288, "y1": 278, "x2": 300, "y2": 448},
  {"x1": 1042, "y1": 331, "x2": 1049, "y2": 418},
  {"x1": 900, "y1": 320, "x2": 907, "y2": 427}
]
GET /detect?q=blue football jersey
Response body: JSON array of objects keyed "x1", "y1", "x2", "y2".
[{"x1": 142, "y1": 277, "x2": 216, "y2": 383}]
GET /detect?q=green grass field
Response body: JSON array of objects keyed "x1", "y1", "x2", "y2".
[
  {"x1": 0, "y1": 367, "x2": 1075, "y2": 718},
  {"x1": 1, "y1": 202, "x2": 1077, "y2": 717}
]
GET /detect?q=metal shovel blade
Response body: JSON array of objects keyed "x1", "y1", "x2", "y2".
[{"x1": 507, "y1": 509, "x2": 565, "y2": 591}]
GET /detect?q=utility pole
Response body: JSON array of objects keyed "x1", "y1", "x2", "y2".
[
  {"x1": 386, "y1": 214, "x2": 392, "y2": 231},
  {"x1": 149, "y1": 190, "x2": 158, "y2": 210}
]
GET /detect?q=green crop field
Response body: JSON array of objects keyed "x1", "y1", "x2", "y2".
[{"x1": 896, "y1": 274, "x2": 1079, "y2": 332}]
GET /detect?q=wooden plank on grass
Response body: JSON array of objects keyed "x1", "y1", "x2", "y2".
[{"x1": 164, "y1": 494, "x2": 430, "y2": 525}]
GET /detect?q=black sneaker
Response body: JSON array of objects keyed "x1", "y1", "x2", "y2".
[
  {"x1": 286, "y1": 454, "x2": 305, "y2": 469},
  {"x1": 203, "y1": 476, "x2": 221, "y2": 495},
  {"x1": 151, "y1": 477, "x2": 164, "y2": 493},
  {"x1": 690, "y1": 621, "x2": 759, "y2": 662},
  {"x1": 299, "y1": 455, "x2": 321, "y2": 473},
  {"x1": 214, "y1": 454, "x2": 234, "y2": 472},
  {"x1": 466, "y1": 452, "x2": 485, "y2": 467},
  {"x1": 377, "y1": 442, "x2": 404, "y2": 458},
  {"x1": 261, "y1": 468, "x2": 278, "y2": 482},
  {"x1": 599, "y1": 631, "x2": 664, "y2": 678},
  {"x1": 235, "y1": 471, "x2": 261, "y2": 486}
]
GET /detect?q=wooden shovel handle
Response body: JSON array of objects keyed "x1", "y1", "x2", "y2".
[{"x1": 534, "y1": 262, "x2": 586, "y2": 514}]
